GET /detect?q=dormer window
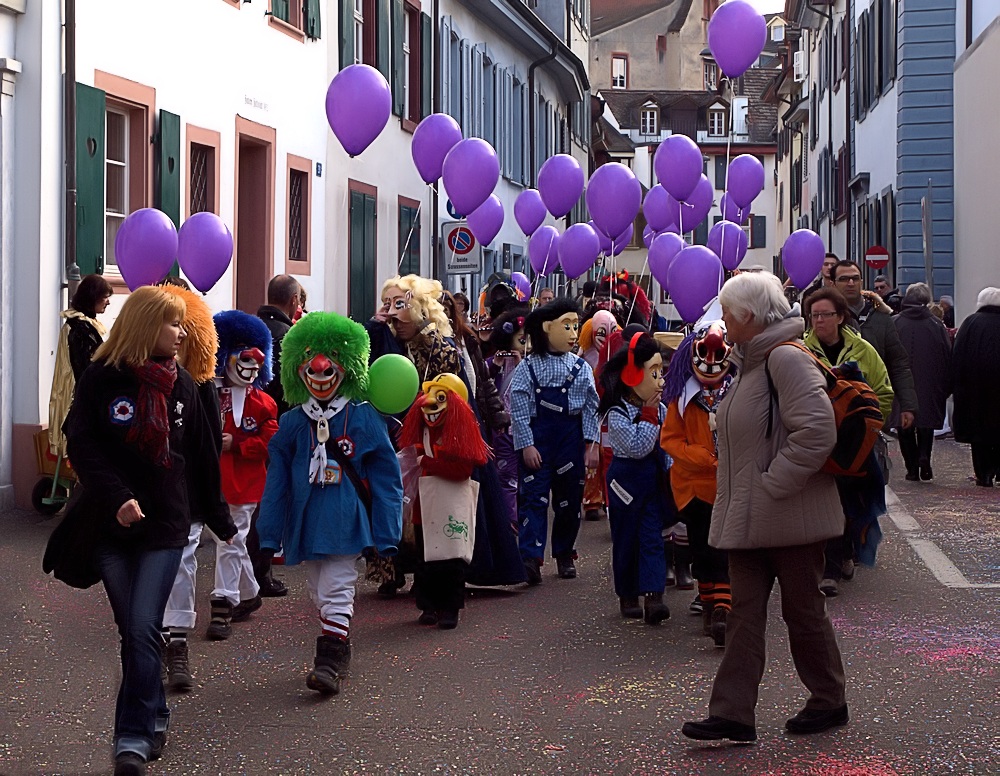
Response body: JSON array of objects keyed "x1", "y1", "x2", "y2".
[
  {"x1": 708, "y1": 108, "x2": 727, "y2": 137},
  {"x1": 772, "y1": 22, "x2": 785, "y2": 42},
  {"x1": 640, "y1": 103, "x2": 659, "y2": 135}
]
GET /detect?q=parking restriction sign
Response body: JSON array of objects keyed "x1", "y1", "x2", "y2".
[{"x1": 443, "y1": 222, "x2": 483, "y2": 274}]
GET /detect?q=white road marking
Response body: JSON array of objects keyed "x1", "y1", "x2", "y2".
[{"x1": 885, "y1": 488, "x2": 1000, "y2": 589}]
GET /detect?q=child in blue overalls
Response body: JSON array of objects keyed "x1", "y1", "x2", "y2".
[
  {"x1": 509, "y1": 299, "x2": 600, "y2": 584},
  {"x1": 598, "y1": 332, "x2": 671, "y2": 624}
]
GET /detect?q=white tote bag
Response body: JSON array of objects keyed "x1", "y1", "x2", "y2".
[{"x1": 418, "y1": 476, "x2": 479, "y2": 563}]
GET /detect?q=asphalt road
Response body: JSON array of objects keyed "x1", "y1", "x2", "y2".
[{"x1": 1, "y1": 439, "x2": 997, "y2": 775}]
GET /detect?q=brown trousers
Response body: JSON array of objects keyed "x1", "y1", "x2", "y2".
[{"x1": 708, "y1": 541, "x2": 847, "y2": 727}]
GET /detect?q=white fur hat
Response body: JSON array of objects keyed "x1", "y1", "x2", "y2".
[{"x1": 976, "y1": 287, "x2": 1000, "y2": 308}]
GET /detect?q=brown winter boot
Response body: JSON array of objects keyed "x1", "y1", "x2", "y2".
[{"x1": 306, "y1": 636, "x2": 351, "y2": 696}]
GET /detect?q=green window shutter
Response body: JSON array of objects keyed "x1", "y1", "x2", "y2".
[
  {"x1": 420, "y1": 12, "x2": 432, "y2": 118},
  {"x1": 156, "y1": 110, "x2": 181, "y2": 277},
  {"x1": 76, "y1": 83, "x2": 106, "y2": 276},
  {"x1": 272, "y1": 0, "x2": 290, "y2": 23},
  {"x1": 751, "y1": 215, "x2": 767, "y2": 249},
  {"x1": 714, "y1": 155, "x2": 726, "y2": 190},
  {"x1": 350, "y1": 190, "x2": 377, "y2": 322},
  {"x1": 305, "y1": 0, "x2": 322, "y2": 39},
  {"x1": 391, "y1": 0, "x2": 405, "y2": 117},
  {"x1": 363, "y1": 193, "x2": 377, "y2": 322},
  {"x1": 398, "y1": 205, "x2": 420, "y2": 275},
  {"x1": 377, "y1": 0, "x2": 392, "y2": 84},
  {"x1": 339, "y1": 0, "x2": 353, "y2": 69}
]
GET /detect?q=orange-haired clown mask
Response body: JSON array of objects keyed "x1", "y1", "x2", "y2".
[
  {"x1": 226, "y1": 347, "x2": 265, "y2": 388},
  {"x1": 420, "y1": 373, "x2": 468, "y2": 428},
  {"x1": 692, "y1": 323, "x2": 732, "y2": 387},
  {"x1": 299, "y1": 351, "x2": 345, "y2": 403}
]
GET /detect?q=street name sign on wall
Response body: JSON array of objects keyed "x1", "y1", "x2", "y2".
[{"x1": 443, "y1": 222, "x2": 483, "y2": 274}]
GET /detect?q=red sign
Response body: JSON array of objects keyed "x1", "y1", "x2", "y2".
[
  {"x1": 865, "y1": 245, "x2": 890, "y2": 270},
  {"x1": 447, "y1": 226, "x2": 476, "y2": 256}
]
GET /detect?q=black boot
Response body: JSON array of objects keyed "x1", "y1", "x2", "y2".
[
  {"x1": 664, "y1": 542, "x2": 676, "y2": 587},
  {"x1": 206, "y1": 598, "x2": 233, "y2": 641},
  {"x1": 710, "y1": 606, "x2": 728, "y2": 647},
  {"x1": 165, "y1": 635, "x2": 193, "y2": 692},
  {"x1": 674, "y1": 544, "x2": 694, "y2": 590},
  {"x1": 642, "y1": 593, "x2": 670, "y2": 625},
  {"x1": 619, "y1": 597, "x2": 643, "y2": 618},
  {"x1": 702, "y1": 606, "x2": 713, "y2": 637},
  {"x1": 556, "y1": 555, "x2": 577, "y2": 579},
  {"x1": 306, "y1": 636, "x2": 351, "y2": 696}
]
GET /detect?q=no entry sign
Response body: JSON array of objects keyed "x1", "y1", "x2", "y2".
[{"x1": 865, "y1": 245, "x2": 890, "y2": 270}]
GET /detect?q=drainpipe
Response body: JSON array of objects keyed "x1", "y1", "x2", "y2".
[
  {"x1": 807, "y1": 0, "x2": 834, "y2": 249},
  {"x1": 64, "y1": 0, "x2": 80, "y2": 296},
  {"x1": 528, "y1": 48, "x2": 557, "y2": 188}
]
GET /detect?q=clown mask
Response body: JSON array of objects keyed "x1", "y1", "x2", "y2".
[
  {"x1": 692, "y1": 323, "x2": 732, "y2": 387},
  {"x1": 225, "y1": 346, "x2": 265, "y2": 388},
  {"x1": 420, "y1": 374, "x2": 467, "y2": 428},
  {"x1": 633, "y1": 352, "x2": 664, "y2": 403},
  {"x1": 299, "y1": 351, "x2": 345, "y2": 403},
  {"x1": 542, "y1": 313, "x2": 579, "y2": 354},
  {"x1": 591, "y1": 310, "x2": 619, "y2": 354}
]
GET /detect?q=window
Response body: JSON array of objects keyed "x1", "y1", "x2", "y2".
[
  {"x1": 270, "y1": 0, "x2": 321, "y2": 41},
  {"x1": 771, "y1": 22, "x2": 785, "y2": 42},
  {"x1": 398, "y1": 197, "x2": 421, "y2": 275},
  {"x1": 704, "y1": 60, "x2": 718, "y2": 91},
  {"x1": 186, "y1": 124, "x2": 221, "y2": 218},
  {"x1": 640, "y1": 104, "x2": 658, "y2": 135},
  {"x1": 354, "y1": 0, "x2": 366, "y2": 64},
  {"x1": 611, "y1": 55, "x2": 628, "y2": 89},
  {"x1": 714, "y1": 155, "x2": 726, "y2": 190},
  {"x1": 397, "y1": 0, "x2": 423, "y2": 126},
  {"x1": 287, "y1": 155, "x2": 312, "y2": 274},
  {"x1": 348, "y1": 181, "x2": 377, "y2": 322},
  {"x1": 104, "y1": 108, "x2": 128, "y2": 269},
  {"x1": 750, "y1": 215, "x2": 767, "y2": 249},
  {"x1": 708, "y1": 109, "x2": 726, "y2": 137},
  {"x1": 881, "y1": 0, "x2": 896, "y2": 91}
]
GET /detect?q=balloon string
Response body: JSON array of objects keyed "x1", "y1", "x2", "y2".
[
  {"x1": 625, "y1": 255, "x2": 650, "y2": 328},
  {"x1": 719, "y1": 77, "x2": 736, "y2": 286},
  {"x1": 398, "y1": 199, "x2": 423, "y2": 270}
]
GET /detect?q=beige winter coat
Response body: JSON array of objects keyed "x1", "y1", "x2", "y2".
[{"x1": 710, "y1": 315, "x2": 844, "y2": 550}]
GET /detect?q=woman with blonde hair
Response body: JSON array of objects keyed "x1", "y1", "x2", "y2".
[{"x1": 51, "y1": 286, "x2": 235, "y2": 776}]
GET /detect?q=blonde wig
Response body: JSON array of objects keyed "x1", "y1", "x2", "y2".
[
  {"x1": 94, "y1": 286, "x2": 186, "y2": 368},
  {"x1": 381, "y1": 274, "x2": 453, "y2": 338},
  {"x1": 160, "y1": 284, "x2": 218, "y2": 383}
]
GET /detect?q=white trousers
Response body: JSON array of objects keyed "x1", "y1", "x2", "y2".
[
  {"x1": 306, "y1": 555, "x2": 358, "y2": 630},
  {"x1": 162, "y1": 503, "x2": 260, "y2": 630}
]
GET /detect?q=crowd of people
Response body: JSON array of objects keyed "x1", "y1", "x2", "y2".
[{"x1": 42, "y1": 262, "x2": 999, "y2": 772}]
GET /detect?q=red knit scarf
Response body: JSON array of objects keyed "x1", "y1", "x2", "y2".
[{"x1": 126, "y1": 358, "x2": 178, "y2": 467}]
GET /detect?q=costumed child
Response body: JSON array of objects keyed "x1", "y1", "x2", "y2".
[
  {"x1": 659, "y1": 318, "x2": 734, "y2": 647},
  {"x1": 399, "y1": 374, "x2": 491, "y2": 629},
  {"x1": 509, "y1": 299, "x2": 600, "y2": 584},
  {"x1": 486, "y1": 306, "x2": 529, "y2": 527},
  {"x1": 257, "y1": 312, "x2": 403, "y2": 696},
  {"x1": 579, "y1": 309, "x2": 620, "y2": 521},
  {"x1": 598, "y1": 333, "x2": 671, "y2": 624}
]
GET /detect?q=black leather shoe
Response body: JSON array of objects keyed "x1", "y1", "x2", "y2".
[
  {"x1": 231, "y1": 595, "x2": 262, "y2": 623},
  {"x1": 619, "y1": 597, "x2": 643, "y2": 618},
  {"x1": 904, "y1": 470, "x2": 919, "y2": 481},
  {"x1": 556, "y1": 557, "x2": 577, "y2": 579},
  {"x1": 919, "y1": 463, "x2": 933, "y2": 481},
  {"x1": 681, "y1": 716, "x2": 757, "y2": 742},
  {"x1": 785, "y1": 704, "x2": 849, "y2": 734},
  {"x1": 114, "y1": 752, "x2": 147, "y2": 776},
  {"x1": 523, "y1": 558, "x2": 542, "y2": 586},
  {"x1": 258, "y1": 576, "x2": 288, "y2": 597}
]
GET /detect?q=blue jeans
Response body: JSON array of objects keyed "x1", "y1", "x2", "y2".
[{"x1": 97, "y1": 543, "x2": 182, "y2": 759}]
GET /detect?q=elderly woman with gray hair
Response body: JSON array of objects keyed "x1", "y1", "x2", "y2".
[
  {"x1": 891, "y1": 283, "x2": 952, "y2": 481},
  {"x1": 682, "y1": 271, "x2": 848, "y2": 743}
]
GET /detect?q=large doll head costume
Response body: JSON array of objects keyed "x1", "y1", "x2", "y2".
[
  {"x1": 160, "y1": 284, "x2": 217, "y2": 384},
  {"x1": 488, "y1": 305, "x2": 530, "y2": 359},
  {"x1": 400, "y1": 373, "x2": 490, "y2": 465},
  {"x1": 380, "y1": 274, "x2": 453, "y2": 343},
  {"x1": 213, "y1": 310, "x2": 274, "y2": 389},
  {"x1": 524, "y1": 298, "x2": 582, "y2": 356},
  {"x1": 598, "y1": 333, "x2": 664, "y2": 415},
  {"x1": 281, "y1": 312, "x2": 370, "y2": 407}
]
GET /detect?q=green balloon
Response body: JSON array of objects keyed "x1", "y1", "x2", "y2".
[{"x1": 367, "y1": 354, "x2": 420, "y2": 414}]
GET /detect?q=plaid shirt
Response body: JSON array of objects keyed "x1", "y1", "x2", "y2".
[
  {"x1": 509, "y1": 352, "x2": 600, "y2": 449},
  {"x1": 607, "y1": 401, "x2": 667, "y2": 460}
]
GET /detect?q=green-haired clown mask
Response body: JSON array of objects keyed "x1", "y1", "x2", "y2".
[{"x1": 280, "y1": 312, "x2": 371, "y2": 406}]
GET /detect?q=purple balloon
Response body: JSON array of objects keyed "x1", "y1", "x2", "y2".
[
  {"x1": 411, "y1": 113, "x2": 463, "y2": 184},
  {"x1": 559, "y1": 223, "x2": 601, "y2": 280},
  {"x1": 528, "y1": 225, "x2": 560, "y2": 276},
  {"x1": 642, "y1": 224, "x2": 655, "y2": 249},
  {"x1": 720, "y1": 192, "x2": 750, "y2": 225},
  {"x1": 586, "y1": 162, "x2": 641, "y2": 239},
  {"x1": 611, "y1": 223, "x2": 634, "y2": 256},
  {"x1": 654, "y1": 134, "x2": 703, "y2": 202},
  {"x1": 589, "y1": 220, "x2": 613, "y2": 255},
  {"x1": 514, "y1": 189, "x2": 547, "y2": 236},
  {"x1": 114, "y1": 208, "x2": 178, "y2": 291},
  {"x1": 727, "y1": 154, "x2": 766, "y2": 209},
  {"x1": 538, "y1": 154, "x2": 585, "y2": 218},
  {"x1": 177, "y1": 212, "x2": 234, "y2": 293},
  {"x1": 674, "y1": 175, "x2": 714, "y2": 233},
  {"x1": 442, "y1": 138, "x2": 500, "y2": 217},
  {"x1": 782, "y1": 228, "x2": 826, "y2": 288},
  {"x1": 467, "y1": 195, "x2": 504, "y2": 246},
  {"x1": 326, "y1": 64, "x2": 391, "y2": 157},
  {"x1": 642, "y1": 184, "x2": 675, "y2": 233},
  {"x1": 668, "y1": 246, "x2": 725, "y2": 323},
  {"x1": 648, "y1": 232, "x2": 686, "y2": 291},
  {"x1": 708, "y1": 0, "x2": 767, "y2": 79},
  {"x1": 511, "y1": 271, "x2": 531, "y2": 301},
  {"x1": 708, "y1": 220, "x2": 749, "y2": 271}
]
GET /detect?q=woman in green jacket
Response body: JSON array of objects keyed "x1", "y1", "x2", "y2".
[{"x1": 804, "y1": 287, "x2": 893, "y2": 598}]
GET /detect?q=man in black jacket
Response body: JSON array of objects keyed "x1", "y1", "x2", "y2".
[{"x1": 244, "y1": 274, "x2": 301, "y2": 600}]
